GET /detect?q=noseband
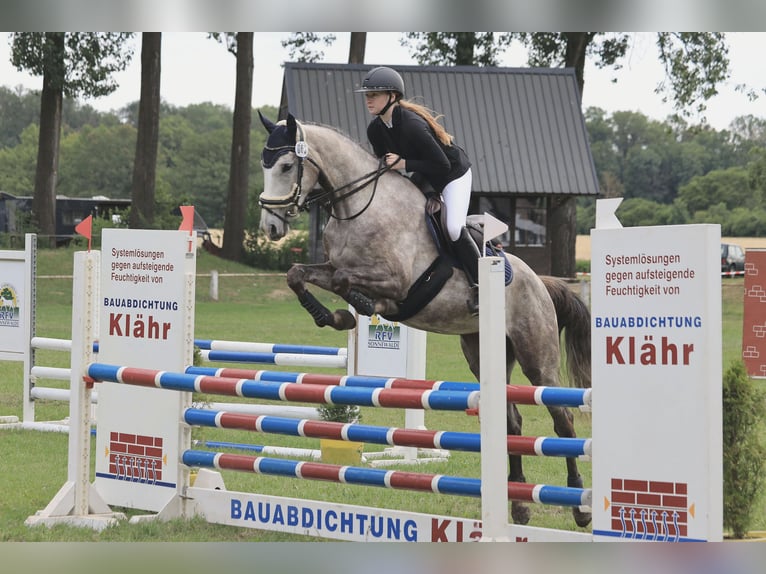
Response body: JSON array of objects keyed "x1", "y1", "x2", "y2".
[{"x1": 258, "y1": 122, "x2": 319, "y2": 223}]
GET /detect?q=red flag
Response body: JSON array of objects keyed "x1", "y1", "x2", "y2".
[
  {"x1": 179, "y1": 205, "x2": 195, "y2": 234},
  {"x1": 75, "y1": 215, "x2": 93, "y2": 251}
]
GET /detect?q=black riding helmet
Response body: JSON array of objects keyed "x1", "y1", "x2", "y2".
[
  {"x1": 355, "y1": 67, "x2": 405, "y2": 117},
  {"x1": 355, "y1": 66, "x2": 405, "y2": 97}
]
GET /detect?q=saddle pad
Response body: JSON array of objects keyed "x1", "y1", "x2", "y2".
[
  {"x1": 424, "y1": 202, "x2": 513, "y2": 286},
  {"x1": 484, "y1": 244, "x2": 514, "y2": 286}
]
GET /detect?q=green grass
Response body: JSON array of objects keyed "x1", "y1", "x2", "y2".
[{"x1": 0, "y1": 247, "x2": 760, "y2": 541}]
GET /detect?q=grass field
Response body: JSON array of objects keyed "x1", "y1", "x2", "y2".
[{"x1": 0, "y1": 244, "x2": 762, "y2": 542}]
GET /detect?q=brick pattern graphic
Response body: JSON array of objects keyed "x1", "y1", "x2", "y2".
[
  {"x1": 610, "y1": 478, "x2": 688, "y2": 541},
  {"x1": 109, "y1": 431, "x2": 164, "y2": 483},
  {"x1": 743, "y1": 252, "x2": 766, "y2": 377}
]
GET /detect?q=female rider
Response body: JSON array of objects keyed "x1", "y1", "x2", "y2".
[{"x1": 356, "y1": 66, "x2": 480, "y2": 314}]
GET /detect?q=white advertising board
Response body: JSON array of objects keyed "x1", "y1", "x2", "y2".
[
  {"x1": 590, "y1": 219, "x2": 722, "y2": 542},
  {"x1": 94, "y1": 229, "x2": 196, "y2": 511},
  {"x1": 0, "y1": 235, "x2": 33, "y2": 360},
  {"x1": 352, "y1": 313, "x2": 424, "y2": 378}
]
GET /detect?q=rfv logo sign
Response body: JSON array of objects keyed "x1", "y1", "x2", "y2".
[{"x1": 367, "y1": 315, "x2": 401, "y2": 349}]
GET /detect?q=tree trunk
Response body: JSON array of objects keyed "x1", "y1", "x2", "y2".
[
  {"x1": 563, "y1": 32, "x2": 594, "y2": 102},
  {"x1": 549, "y1": 196, "x2": 577, "y2": 278},
  {"x1": 129, "y1": 33, "x2": 162, "y2": 229},
  {"x1": 547, "y1": 33, "x2": 594, "y2": 277},
  {"x1": 221, "y1": 32, "x2": 253, "y2": 262},
  {"x1": 33, "y1": 33, "x2": 64, "y2": 248},
  {"x1": 455, "y1": 33, "x2": 476, "y2": 65},
  {"x1": 348, "y1": 33, "x2": 366, "y2": 63}
]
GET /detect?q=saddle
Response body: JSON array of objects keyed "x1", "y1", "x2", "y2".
[
  {"x1": 379, "y1": 184, "x2": 512, "y2": 323},
  {"x1": 424, "y1": 193, "x2": 512, "y2": 282}
]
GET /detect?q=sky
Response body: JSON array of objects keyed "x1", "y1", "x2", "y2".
[{"x1": 1, "y1": 31, "x2": 766, "y2": 131}]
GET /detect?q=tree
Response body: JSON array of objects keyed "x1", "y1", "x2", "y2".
[
  {"x1": 401, "y1": 32, "x2": 512, "y2": 66},
  {"x1": 616, "y1": 197, "x2": 687, "y2": 227},
  {"x1": 0, "y1": 85, "x2": 40, "y2": 148},
  {"x1": 404, "y1": 32, "x2": 733, "y2": 277},
  {"x1": 9, "y1": 32, "x2": 133, "y2": 245},
  {"x1": 677, "y1": 166, "x2": 752, "y2": 213},
  {"x1": 129, "y1": 32, "x2": 162, "y2": 229},
  {"x1": 0, "y1": 124, "x2": 38, "y2": 193},
  {"x1": 282, "y1": 33, "x2": 337, "y2": 63},
  {"x1": 729, "y1": 115, "x2": 766, "y2": 159},
  {"x1": 210, "y1": 33, "x2": 254, "y2": 262},
  {"x1": 58, "y1": 123, "x2": 136, "y2": 198},
  {"x1": 516, "y1": 33, "x2": 729, "y2": 117},
  {"x1": 348, "y1": 32, "x2": 366, "y2": 64},
  {"x1": 158, "y1": 114, "x2": 230, "y2": 227}
]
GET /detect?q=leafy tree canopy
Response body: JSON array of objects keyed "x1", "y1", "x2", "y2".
[
  {"x1": 10, "y1": 32, "x2": 135, "y2": 97},
  {"x1": 404, "y1": 32, "x2": 731, "y2": 120}
]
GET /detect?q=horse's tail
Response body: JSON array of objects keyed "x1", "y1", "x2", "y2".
[{"x1": 540, "y1": 276, "x2": 591, "y2": 389}]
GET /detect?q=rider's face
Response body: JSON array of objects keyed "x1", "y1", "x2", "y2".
[{"x1": 364, "y1": 91, "x2": 390, "y2": 115}]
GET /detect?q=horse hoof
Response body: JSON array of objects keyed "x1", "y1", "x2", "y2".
[
  {"x1": 566, "y1": 473, "x2": 591, "y2": 527},
  {"x1": 573, "y1": 508, "x2": 592, "y2": 528},
  {"x1": 511, "y1": 502, "x2": 531, "y2": 525},
  {"x1": 334, "y1": 310, "x2": 357, "y2": 330}
]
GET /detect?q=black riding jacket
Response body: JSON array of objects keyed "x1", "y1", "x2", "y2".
[{"x1": 367, "y1": 105, "x2": 471, "y2": 193}]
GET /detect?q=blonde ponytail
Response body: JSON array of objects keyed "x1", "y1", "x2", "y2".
[{"x1": 399, "y1": 99, "x2": 453, "y2": 147}]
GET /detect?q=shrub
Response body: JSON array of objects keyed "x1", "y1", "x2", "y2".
[
  {"x1": 575, "y1": 259, "x2": 590, "y2": 274},
  {"x1": 242, "y1": 230, "x2": 308, "y2": 271},
  {"x1": 722, "y1": 359, "x2": 766, "y2": 539},
  {"x1": 317, "y1": 403, "x2": 361, "y2": 423}
]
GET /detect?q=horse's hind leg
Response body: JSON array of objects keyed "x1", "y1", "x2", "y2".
[
  {"x1": 546, "y1": 404, "x2": 591, "y2": 527},
  {"x1": 514, "y1": 335, "x2": 592, "y2": 527},
  {"x1": 459, "y1": 333, "x2": 531, "y2": 526}
]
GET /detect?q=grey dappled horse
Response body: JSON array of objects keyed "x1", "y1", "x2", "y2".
[{"x1": 258, "y1": 113, "x2": 592, "y2": 528}]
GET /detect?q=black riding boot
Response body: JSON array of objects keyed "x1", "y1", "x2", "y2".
[{"x1": 451, "y1": 227, "x2": 481, "y2": 316}]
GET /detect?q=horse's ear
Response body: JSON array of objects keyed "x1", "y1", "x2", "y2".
[
  {"x1": 258, "y1": 110, "x2": 278, "y2": 134},
  {"x1": 287, "y1": 113, "x2": 298, "y2": 143}
]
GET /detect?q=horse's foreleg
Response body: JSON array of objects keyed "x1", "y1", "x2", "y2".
[
  {"x1": 330, "y1": 267, "x2": 409, "y2": 318},
  {"x1": 507, "y1": 402, "x2": 532, "y2": 526},
  {"x1": 286, "y1": 264, "x2": 356, "y2": 330}
]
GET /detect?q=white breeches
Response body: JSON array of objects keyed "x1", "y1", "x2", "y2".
[{"x1": 441, "y1": 168, "x2": 473, "y2": 241}]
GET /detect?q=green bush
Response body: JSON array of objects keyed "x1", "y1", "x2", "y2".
[
  {"x1": 722, "y1": 359, "x2": 766, "y2": 539},
  {"x1": 317, "y1": 403, "x2": 361, "y2": 423},
  {"x1": 242, "y1": 230, "x2": 308, "y2": 271}
]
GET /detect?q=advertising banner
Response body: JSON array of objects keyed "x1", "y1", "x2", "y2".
[
  {"x1": 95, "y1": 229, "x2": 196, "y2": 511},
  {"x1": 590, "y1": 220, "x2": 722, "y2": 542}
]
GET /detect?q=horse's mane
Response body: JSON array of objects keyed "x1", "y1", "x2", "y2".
[
  {"x1": 302, "y1": 121, "x2": 378, "y2": 163},
  {"x1": 301, "y1": 119, "x2": 418, "y2": 195}
]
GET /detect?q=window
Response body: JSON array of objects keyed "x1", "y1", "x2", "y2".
[
  {"x1": 515, "y1": 198, "x2": 546, "y2": 247},
  {"x1": 469, "y1": 196, "x2": 548, "y2": 248}
]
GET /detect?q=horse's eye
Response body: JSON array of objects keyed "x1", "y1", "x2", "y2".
[{"x1": 281, "y1": 163, "x2": 293, "y2": 174}]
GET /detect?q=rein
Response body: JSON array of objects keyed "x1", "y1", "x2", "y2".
[
  {"x1": 260, "y1": 133, "x2": 397, "y2": 223},
  {"x1": 304, "y1": 158, "x2": 395, "y2": 221}
]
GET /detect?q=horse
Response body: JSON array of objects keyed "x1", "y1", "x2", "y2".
[{"x1": 257, "y1": 112, "x2": 592, "y2": 528}]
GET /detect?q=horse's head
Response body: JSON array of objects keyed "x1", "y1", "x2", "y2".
[{"x1": 258, "y1": 112, "x2": 316, "y2": 241}]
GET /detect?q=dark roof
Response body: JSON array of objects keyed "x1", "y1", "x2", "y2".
[{"x1": 279, "y1": 62, "x2": 599, "y2": 197}]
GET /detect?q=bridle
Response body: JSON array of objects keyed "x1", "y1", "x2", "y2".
[{"x1": 259, "y1": 123, "x2": 398, "y2": 224}]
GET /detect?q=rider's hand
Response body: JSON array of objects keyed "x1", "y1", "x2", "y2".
[{"x1": 384, "y1": 153, "x2": 405, "y2": 170}]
